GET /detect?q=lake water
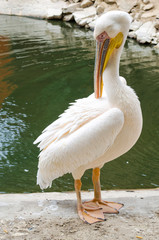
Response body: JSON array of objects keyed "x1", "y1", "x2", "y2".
[{"x1": 0, "y1": 15, "x2": 159, "y2": 193}]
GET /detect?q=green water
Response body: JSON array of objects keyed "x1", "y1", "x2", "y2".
[{"x1": 0, "y1": 15, "x2": 159, "y2": 193}]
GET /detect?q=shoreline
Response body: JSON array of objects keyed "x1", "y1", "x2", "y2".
[
  {"x1": 0, "y1": 189, "x2": 159, "y2": 239},
  {"x1": 0, "y1": 0, "x2": 158, "y2": 47},
  {"x1": 1, "y1": 189, "x2": 159, "y2": 220}
]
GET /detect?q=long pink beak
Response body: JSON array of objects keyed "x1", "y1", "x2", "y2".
[{"x1": 94, "y1": 38, "x2": 110, "y2": 99}]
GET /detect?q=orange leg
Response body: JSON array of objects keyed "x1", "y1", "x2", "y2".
[
  {"x1": 74, "y1": 179, "x2": 105, "y2": 224},
  {"x1": 83, "y1": 168, "x2": 123, "y2": 214}
]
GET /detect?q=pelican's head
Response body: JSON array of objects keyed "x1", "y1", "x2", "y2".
[{"x1": 94, "y1": 11, "x2": 132, "y2": 98}]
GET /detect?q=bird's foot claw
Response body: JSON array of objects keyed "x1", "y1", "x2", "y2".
[
  {"x1": 83, "y1": 200, "x2": 123, "y2": 214},
  {"x1": 97, "y1": 200, "x2": 123, "y2": 214},
  {"x1": 78, "y1": 205, "x2": 105, "y2": 224}
]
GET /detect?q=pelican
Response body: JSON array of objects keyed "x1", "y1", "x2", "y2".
[{"x1": 34, "y1": 11, "x2": 142, "y2": 224}]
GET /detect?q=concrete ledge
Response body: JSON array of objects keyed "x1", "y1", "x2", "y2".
[{"x1": 1, "y1": 189, "x2": 159, "y2": 220}]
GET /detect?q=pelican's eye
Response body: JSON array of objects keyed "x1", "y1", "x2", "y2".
[{"x1": 96, "y1": 31, "x2": 110, "y2": 42}]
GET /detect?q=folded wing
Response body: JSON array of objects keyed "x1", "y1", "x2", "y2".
[{"x1": 35, "y1": 95, "x2": 124, "y2": 189}]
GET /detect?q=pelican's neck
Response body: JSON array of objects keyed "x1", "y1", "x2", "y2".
[{"x1": 103, "y1": 46, "x2": 123, "y2": 101}]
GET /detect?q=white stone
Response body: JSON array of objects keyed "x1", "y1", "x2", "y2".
[
  {"x1": 75, "y1": 16, "x2": 95, "y2": 26},
  {"x1": 130, "y1": 20, "x2": 143, "y2": 31},
  {"x1": 134, "y1": 12, "x2": 142, "y2": 20},
  {"x1": 73, "y1": 6, "x2": 96, "y2": 26},
  {"x1": 88, "y1": 18, "x2": 97, "y2": 30},
  {"x1": 156, "y1": 32, "x2": 159, "y2": 40},
  {"x1": 135, "y1": 21, "x2": 156, "y2": 43},
  {"x1": 0, "y1": 0, "x2": 158, "y2": 46},
  {"x1": 81, "y1": 0, "x2": 93, "y2": 8},
  {"x1": 117, "y1": 0, "x2": 138, "y2": 13},
  {"x1": 47, "y1": 9, "x2": 62, "y2": 19},
  {"x1": 62, "y1": 3, "x2": 80, "y2": 14},
  {"x1": 96, "y1": 1, "x2": 117, "y2": 15},
  {"x1": 151, "y1": 37, "x2": 158, "y2": 45},
  {"x1": 143, "y1": 3, "x2": 154, "y2": 11},
  {"x1": 96, "y1": 4, "x2": 105, "y2": 15},
  {"x1": 141, "y1": 11, "x2": 156, "y2": 18},
  {"x1": 94, "y1": 0, "x2": 103, "y2": 5},
  {"x1": 128, "y1": 31, "x2": 137, "y2": 39},
  {"x1": 154, "y1": 22, "x2": 159, "y2": 30},
  {"x1": 0, "y1": 0, "x2": 68, "y2": 19},
  {"x1": 155, "y1": 43, "x2": 159, "y2": 48},
  {"x1": 63, "y1": 14, "x2": 74, "y2": 21},
  {"x1": 72, "y1": 0, "x2": 81, "y2": 2},
  {"x1": 142, "y1": 0, "x2": 150, "y2": 4},
  {"x1": 104, "y1": 0, "x2": 116, "y2": 3},
  {"x1": 78, "y1": 18, "x2": 88, "y2": 26},
  {"x1": 11, "y1": 233, "x2": 28, "y2": 237}
]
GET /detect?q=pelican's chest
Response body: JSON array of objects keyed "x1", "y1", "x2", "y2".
[
  {"x1": 103, "y1": 89, "x2": 143, "y2": 162},
  {"x1": 113, "y1": 98, "x2": 143, "y2": 156}
]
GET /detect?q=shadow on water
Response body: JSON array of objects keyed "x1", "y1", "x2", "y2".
[{"x1": 0, "y1": 15, "x2": 158, "y2": 193}]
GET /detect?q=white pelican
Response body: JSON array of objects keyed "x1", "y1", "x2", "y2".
[{"x1": 34, "y1": 11, "x2": 142, "y2": 224}]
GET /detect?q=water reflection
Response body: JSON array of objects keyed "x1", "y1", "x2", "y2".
[
  {"x1": 0, "y1": 36, "x2": 16, "y2": 108},
  {"x1": 0, "y1": 15, "x2": 158, "y2": 193}
]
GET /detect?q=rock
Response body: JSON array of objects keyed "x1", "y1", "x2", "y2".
[
  {"x1": 130, "y1": 20, "x2": 143, "y2": 31},
  {"x1": 130, "y1": 12, "x2": 135, "y2": 19},
  {"x1": 0, "y1": 0, "x2": 158, "y2": 46},
  {"x1": 73, "y1": 5, "x2": 96, "y2": 26},
  {"x1": 142, "y1": 0, "x2": 150, "y2": 4},
  {"x1": 88, "y1": 18, "x2": 97, "y2": 30},
  {"x1": 104, "y1": 0, "x2": 116, "y2": 3},
  {"x1": 94, "y1": 0, "x2": 103, "y2": 7},
  {"x1": 143, "y1": 3, "x2": 154, "y2": 11},
  {"x1": 63, "y1": 13, "x2": 74, "y2": 21},
  {"x1": 155, "y1": 43, "x2": 159, "y2": 48},
  {"x1": 74, "y1": 15, "x2": 95, "y2": 26},
  {"x1": 128, "y1": 31, "x2": 137, "y2": 39},
  {"x1": 96, "y1": 5, "x2": 104, "y2": 15},
  {"x1": 47, "y1": 9, "x2": 63, "y2": 19},
  {"x1": 75, "y1": 15, "x2": 94, "y2": 26},
  {"x1": 135, "y1": 21, "x2": 156, "y2": 43},
  {"x1": 151, "y1": 37, "x2": 158, "y2": 45},
  {"x1": 96, "y1": 1, "x2": 117, "y2": 14},
  {"x1": 96, "y1": 2, "x2": 107, "y2": 15},
  {"x1": 0, "y1": 0, "x2": 68, "y2": 19},
  {"x1": 156, "y1": 32, "x2": 159, "y2": 40},
  {"x1": 135, "y1": 12, "x2": 142, "y2": 19},
  {"x1": 81, "y1": 0, "x2": 93, "y2": 8},
  {"x1": 11, "y1": 233, "x2": 28, "y2": 237},
  {"x1": 141, "y1": 11, "x2": 156, "y2": 19},
  {"x1": 72, "y1": 0, "x2": 81, "y2": 2},
  {"x1": 62, "y1": 3, "x2": 80, "y2": 14},
  {"x1": 154, "y1": 22, "x2": 159, "y2": 30},
  {"x1": 117, "y1": 0, "x2": 138, "y2": 13}
]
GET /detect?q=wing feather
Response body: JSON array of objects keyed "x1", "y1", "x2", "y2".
[{"x1": 34, "y1": 94, "x2": 108, "y2": 150}]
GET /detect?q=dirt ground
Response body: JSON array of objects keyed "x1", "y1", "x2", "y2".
[
  {"x1": 0, "y1": 190, "x2": 159, "y2": 240},
  {"x1": 0, "y1": 214, "x2": 159, "y2": 240}
]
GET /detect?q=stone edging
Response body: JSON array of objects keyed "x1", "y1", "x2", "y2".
[{"x1": 0, "y1": 0, "x2": 158, "y2": 47}]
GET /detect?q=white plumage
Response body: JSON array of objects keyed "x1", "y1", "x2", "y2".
[{"x1": 34, "y1": 10, "x2": 142, "y2": 223}]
